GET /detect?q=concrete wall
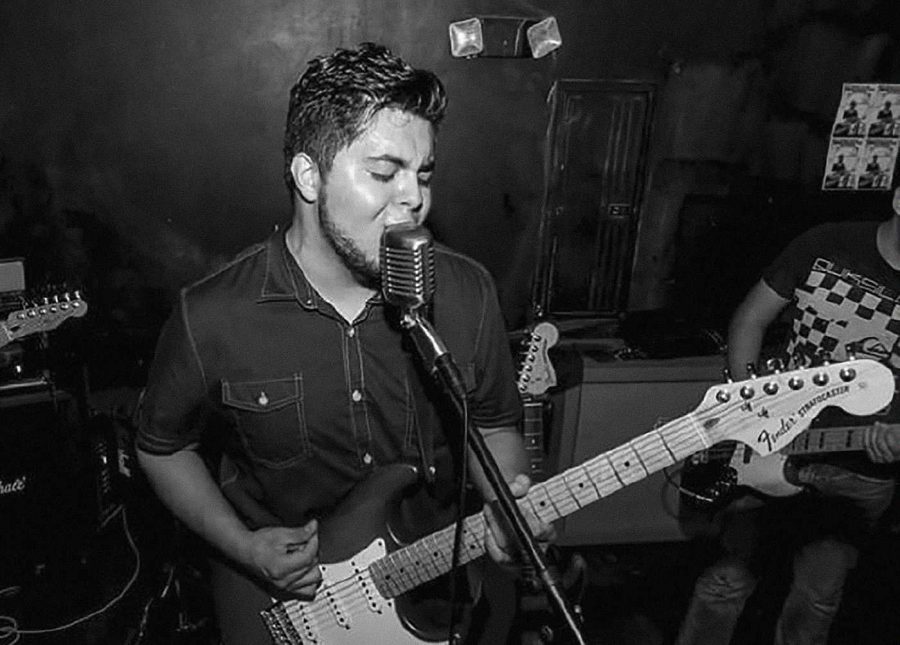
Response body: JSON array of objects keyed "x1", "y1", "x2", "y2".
[{"x1": 1, "y1": 0, "x2": 897, "y2": 334}]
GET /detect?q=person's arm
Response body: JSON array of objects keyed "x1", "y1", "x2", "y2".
[
  {"x1": 727, "y1": 279, "x2": 791, "y2": 378},
  {"x1": 137, "y1": 446, "x2": 322, "y2": 598},
  {"x1": 470, "y1": 426, "x2": 556, "y2": 563},
  {"x1": 862, "y1": 422, "x2": 900, "y2": 463}
]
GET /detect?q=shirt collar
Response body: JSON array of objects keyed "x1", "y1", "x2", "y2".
[
  {"x1": 257, "y1": 225, "x2": 319, "y2": 310},
  {"x1": 257, "y1": 223, "x2": 386, "y2": 313}
]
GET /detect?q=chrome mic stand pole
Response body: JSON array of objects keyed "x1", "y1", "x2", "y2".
[{"x1": 400, "y1": 309, "x2": 587, "y2": 645}]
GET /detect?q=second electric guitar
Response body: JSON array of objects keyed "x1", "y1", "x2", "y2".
[{"x1": 682, "y1": 421, "x2": 899, "y2": 507}]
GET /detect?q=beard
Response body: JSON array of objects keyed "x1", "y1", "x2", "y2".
[{"x1": 318, "y1": 194, "x2": 381, "y2": 290}]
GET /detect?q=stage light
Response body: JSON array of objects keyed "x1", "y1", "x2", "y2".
[
  {"x1": 448, "y1": 18, "x2": 484, "y2": 58},
  {"x1": 527, "y1": 16, "x2": 562, "y2": 59},
  {"x1": 448, "y1": 16, "x2": 562, "y2": 59}
]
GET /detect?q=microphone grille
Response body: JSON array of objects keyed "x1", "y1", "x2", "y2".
[{"x1": 380, "y1": 223, "x2": 435, "y2": 309}]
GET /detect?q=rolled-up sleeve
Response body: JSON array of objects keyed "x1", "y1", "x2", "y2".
[{"x1": 136, "y1": 293, "x2": 208, "y2": 454}]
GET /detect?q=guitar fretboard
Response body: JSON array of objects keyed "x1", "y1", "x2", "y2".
[
  {"x1": 523, "y1": 401, "x2": 545, "y2": 480},
  {"x1": 784, "y1": 424, "x2": 894, "y2": 455},
  {"x1": 369, "y1": 409, "x2": 712, "y2": 598}
]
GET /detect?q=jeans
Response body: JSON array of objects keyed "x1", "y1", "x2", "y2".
[{"x1": 676, "y1": 464, "x2": 894, "y2": 645}]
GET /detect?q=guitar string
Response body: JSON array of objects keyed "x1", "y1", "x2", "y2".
[
  {"x1": 270, "y1": 404, "x2": 727, "y2": 632},
  {"x1": 272, "y1": 393, "x2": 770, "y2": 632},
  {"x1": 270, "y1": 365, "x2": 873, "y2": 635}
]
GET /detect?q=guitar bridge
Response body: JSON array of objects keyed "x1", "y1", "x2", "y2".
[{"x1": 260, "y1": 602, "x2": 306, "y2": 644}]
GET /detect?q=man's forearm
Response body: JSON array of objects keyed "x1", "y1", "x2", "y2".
[
  {"x1": 468, "y1": 427, "x2": 529, "y2": 501},
  {"x1": 136, "y1": 447, "x2": 253, "y2": 564}
]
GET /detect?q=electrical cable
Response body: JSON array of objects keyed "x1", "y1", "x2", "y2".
[{"x1": 0, "y1": 505, "x2": 141, "y2": 645}]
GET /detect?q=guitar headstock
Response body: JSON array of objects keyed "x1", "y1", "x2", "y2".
[
  {"x1": 695, "y1": 358, "x2": 894, "y2": 457},
  {"x1": 516, "y1": 321, "x2": 560, "y2": 400},
  {"x1": 2, "y1": 291, "x2": 88, "y2": 345}
]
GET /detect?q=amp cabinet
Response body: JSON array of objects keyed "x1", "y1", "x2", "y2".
[
  {"x1": 547, "y1": 353, "x2": 725, "y2": 545},
  {"x1": 0, "y1": 387, "x2": 91, "y2": 587}
]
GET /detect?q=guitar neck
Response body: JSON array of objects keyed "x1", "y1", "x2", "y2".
[
  {"x1": 783, "y1": 423, "x2": 895, "y2": 456},
  {"x1": 370, "y1": 410, "x2": 708, "y2": 599},
  {"x1": 522, "y1": 400, "x2": 545, "y2": 480}
]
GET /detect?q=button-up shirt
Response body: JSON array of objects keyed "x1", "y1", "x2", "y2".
[{"x1": 136, "y1": 225, "x2": 521, "y2": 527}]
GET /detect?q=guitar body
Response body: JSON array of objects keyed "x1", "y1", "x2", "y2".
[
  {"x1": 728, "y1": 445, "x2": 803, "y2": 497},
  {"x1": 682, "y1": 421, "x2": 896, "y2": 510},
  {"x1": 251, "y1": 463, "x2": 472, "y2": 645}
]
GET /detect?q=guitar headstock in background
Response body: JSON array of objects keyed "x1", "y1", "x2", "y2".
[
  {"x1": 516, "y1": 320, "x2": 560, "y2": 401},
  {"x1": 0, "y1": 290, "x2": 88, "y2": 349}
]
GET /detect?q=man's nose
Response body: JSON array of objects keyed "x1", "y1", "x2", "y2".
[{"x1": 394, "y1": 172, "x2": 424, "y2": 215}]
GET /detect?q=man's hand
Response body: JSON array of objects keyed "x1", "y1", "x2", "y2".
[
  {"x1": 246, "y1": 519, "x2": 322, "y2": 598},
  {"x1": 863, "y1": 422, "x2": 900, "y2": 464},
  {"x1": 483, "y1": 473, "x2": 557, "y2": 565}
]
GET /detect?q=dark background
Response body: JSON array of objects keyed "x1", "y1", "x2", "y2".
[
  {"x1": 3, "y1": 1, "x2": 900, "y2": 643},
  {"x1": 4, "y1": 0, "x2": 900, "y2": 345}
]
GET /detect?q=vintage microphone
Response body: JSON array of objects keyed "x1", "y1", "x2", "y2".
[
  {"x1": 379, "y1": 222, "x2": 588, "y2": 645},
  {"x1": 380, "y1": 221, "x2": 435, "y2": 313}
]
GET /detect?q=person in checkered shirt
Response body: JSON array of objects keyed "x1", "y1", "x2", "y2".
[{"x1": 676, "y1": 187, "x2": 900, "y2": 645}]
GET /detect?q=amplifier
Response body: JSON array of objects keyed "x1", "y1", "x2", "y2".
[
  {"x1": 0, "y1": 388, "x2": 94, "y2": 586},
  {"x1": 547, "y1": 353, "x2": 725, "y2": 545}
]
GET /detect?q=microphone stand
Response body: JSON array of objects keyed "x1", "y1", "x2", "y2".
[{"x1": 400, "y1": 308, "x2": 587, "y2": 645}]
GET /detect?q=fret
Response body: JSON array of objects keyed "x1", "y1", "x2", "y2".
[
  {"x1": 562, "y1": 465, "x2": 601, "y2": 508},
  {"x1": 584, "y1": 454, "x2": 625, "y2": 497},
  {"x1": 607, "y1": 444, "x2": 648, "y2": 485},
  {"x1": 630, "y1": 430, "x2": 677, "y2": 472},
  {"x1": 784, "y1": 425, "x2": 877, "y2": 456},
  {"x1": 522, "y1": 481, "x2": 561, "y2": 523}
]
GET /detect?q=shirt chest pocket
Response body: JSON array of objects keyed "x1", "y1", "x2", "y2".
[{"x1": 221, "y1": 375, "x2": 311, "y2": 468}]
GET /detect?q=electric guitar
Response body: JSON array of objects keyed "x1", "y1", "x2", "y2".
[
  {"x1": 510, "y1": 321, "x2": 588, "y2": 644},
  {"x1": 517, "y1": 321, "x2": 559, "y2": 481},
  {"x1": 681, "y1": 421, "x2": 899, "y2": 508},
  {"x1": 260, "y1": 358, "x2": 894, "y2": 644},
  {"x1": 0, "y1": 291, "x2": 88, "y2": 349}
]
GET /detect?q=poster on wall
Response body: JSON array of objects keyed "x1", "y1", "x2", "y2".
[
  {"x1": 823, "y1": 138, "x2": 863, "y2": 190},
  {"x1": 823, "y1": 83, "x2": 900, "y2": 191}
]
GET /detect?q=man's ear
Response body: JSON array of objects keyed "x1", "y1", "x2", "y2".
[{"x1": 289, "y1": 153, "x2": 321, "y2": 203}]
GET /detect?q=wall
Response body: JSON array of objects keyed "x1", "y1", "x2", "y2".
[{"x1": 2, "y1": 0, "x2": 897, "y2": 342}]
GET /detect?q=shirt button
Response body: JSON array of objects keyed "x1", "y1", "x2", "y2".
[
  {"x1": 363, "y1": 453, "x2": 373, "y2": 465},
  {"x1": 352, "y1": 389, "x2": 362, "y2": 402},
  {"x1": 257, "y1": 392, "x2": 269, "y2": 406},
  {"x1": 347, "y1": 327, "x2": 356, "y2": 338}
]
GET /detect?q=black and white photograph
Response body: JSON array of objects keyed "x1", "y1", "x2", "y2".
[{"x1": 3, "y1": 2, "x2": 900, "y2": 645}]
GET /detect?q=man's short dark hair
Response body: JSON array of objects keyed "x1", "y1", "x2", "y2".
[{"x1": 283, "y1": 42, "x2": 447, "y2": 197}]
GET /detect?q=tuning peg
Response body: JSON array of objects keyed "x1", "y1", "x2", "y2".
[
  {"x1": 722, "y1": 367, "x2": 733, "y2": 383},
  {"x1": 846, "y1": 348, "x2": 857, "y2": 361},
  {"x1": 839, "y1": 366, "x2": 857, "y2": 382},
  {"x1": 745, "y1": 363, "x2": 758, "y2": 379},
  {"x1": 764, "y1": 358, "x2": 785, "y2": 374}
]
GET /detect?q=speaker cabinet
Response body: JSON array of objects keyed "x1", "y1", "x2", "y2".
[
  {"x1": 548, "y1": 353, "x2": 724, "y2": 545},
  {"x1": 0, "y1": 389, "x2": 90, "y2": 586}
]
